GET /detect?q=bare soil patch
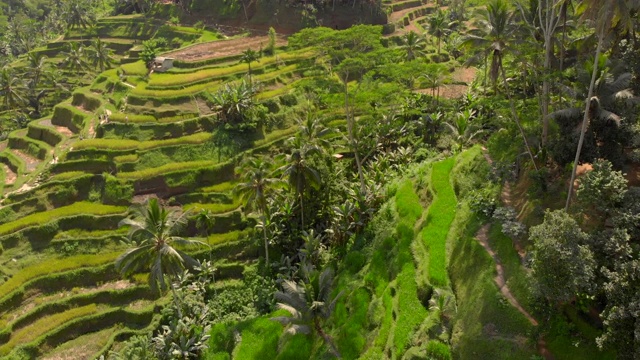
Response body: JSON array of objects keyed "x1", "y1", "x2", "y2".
[
  {"x1": 11, "y1": 149, "x2": 39, "y2": 172},
  {"x1": 452, "y1": 67, "x2": 477, "y2": 84},
  {"x1": 163, "y1": 35, "x2": 288, "y2": 63},
  {"x1": 2, "y1": 164, "x2": 17, "y2": 185},
  {"x1": 39, "y1": 119, "x2": 73, "y2": 137}
]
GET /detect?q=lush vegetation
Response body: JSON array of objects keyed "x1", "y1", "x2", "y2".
[{"x1": 0, "y1": 0, "x2": 639, "y2": 358}]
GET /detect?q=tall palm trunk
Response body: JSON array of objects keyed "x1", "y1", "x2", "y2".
[
  {"x1": 542, "y1": 33, "x2": 553, "y2": 146},
  {"x1": 499, "y1": 55, "x2": 539, "y2": 171},
  {"x1": 314, "y1": 319, "x2": 341, "y2": 358},
  {"x1": 344, "y1": 80, "x2": 366, "y2": 193},
  {"x1": 262, "y1": 213, "x2": 269, "y2": 270},
  {"x1": 298, "y1": 174, "x2": 305, "y2": 229},
  {"x1": 565, "y1": 36, "x2": 603, "y2": 210}
]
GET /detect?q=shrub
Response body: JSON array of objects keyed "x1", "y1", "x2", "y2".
[
  {"x1": 425, "y1": 340, "x2": 451, "y2": 360},
  {"x1": 102, "y1": 175, "x2": 134, "y2": 205}
]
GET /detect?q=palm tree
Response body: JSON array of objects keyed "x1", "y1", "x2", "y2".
[
  {"x1": 444, "y1": 109, "x2": 484, "y2": 152},
  {"x1": 464, "y1": 0, "x2": 539, "y2": 170},
  {"x1": 193, "y1": 209, "x2": 215, "y2": 238},
  {"x1": 61, "y1": 42, "x2": 89, "y2": 72},
  {"x1": 400, "y1": 31, "x2": 426, "y2": 61},
  {"x1": 235, "y1": 157, "x2": 279, "y2": 269},
  {"x1": 115, "y1": 199, "x2": 208, "y2": 316},
  {"x1": 64, "y1": 0, "x2": 95, "y2": 30},
  {"x1": 295, "y1": 110, "x2": 334, "y2": 151},
  {"x1": 209, "y1": 80, "x2": 255, "y2": 125},
  {"x1": 0, "y1": 66, "x2": 26, "y2": 110},
  {"x1": 24, "y1": 53, "x2": 52, "y2": 117},
  {"x1": 428, "y1": 10, "x2": 456, "y2": 55},
  {"x1": 565, "y1": 0, "x2": 635, "y2": 210},
  {"x1": 462, "y1": 0, "x2": 515, "y2": 93},
  {"x1": 420, "y1": 64, "x2": 449, "y2": 103},
  {"x1": 271, "y1": 267, "x2": 342, "y2": 358},
  {"x1": 240, "y1": 48, "x2": 260, "y2": 87},
  {"x1": 278, "y1": 138, "x2": 322, "y2": 230},
  {"x1": 88, "y1": 38, "x2": 115, "y2": 72}
]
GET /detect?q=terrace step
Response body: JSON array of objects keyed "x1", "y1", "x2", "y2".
[
  {"x1": 10, "y1": 149, "x2": 39, "y2": 173},
  {"x1": 1, "y1": 164, "x2": 16, "y2": 186}
]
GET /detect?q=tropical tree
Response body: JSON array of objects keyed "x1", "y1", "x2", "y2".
[
  {"x1": 515, "y1": 0, "x2": 563, "y2": 146},
  {"x1": 295, "y1": 109, "x2": 334, "y2": 151},
  {"x1": 419, "y1": 63, "x2": 449, "y2": 103},
  {"x1": 271, "y1": 266, "x2": 342, "y2": 358},
  {"x1": 207, "y1": 80, "x2": 258, "y2": 130},
  {"x1": 462, "y1": 0, "x2": 517, "y2": 93},
  {"x1": 240, "y1": 48, "x2": 260, "y2": 87},
  {"x1": 115, "y1": 198, "x2": 208, "y2": 316},
  {"x1": 61, "y1": 42, "x2": 89, "y2": 72},
  {"x1": 463, "y1": 0, "x2": 538, "y2": 170},
  {"x1": 278, "y1": 137, "x2": 322, "y2": 229},
  {"x1": 444, "y1": 109, "x2": 484, "y2": 152},
  {"x1": 0, "y1": 66, "x2": 26, "y2": 110},
  {"x1": 235, "y1": 157, "x2": 279, "y2": 268},
  {"x1": 24, "y1": 53, "x2": 52, "y2": 117},
  {"x1": 193, "y1": 209, "x2": 215, "y2": 237},
  {"x1": 400, "y1": 31, "x2": 426, "y2": 61},
  {"x1": 549, "y1": 60, "x2": 637, "y2": 166},
  {"x1": 428, "y1": 10, "x2": 456, "y2": 55},
  {"x1": 530, "y1": 210, "x2": 595, "y2": 305},
  {"x1": 88, "y1": 38, "x2": 115, "y2": 72},
  {"x1": 64, "y1": 0, "x2": 96, "y2": 30},
  {"x1": 565, "y1": 0, "x2": 636, "y2": 209}
]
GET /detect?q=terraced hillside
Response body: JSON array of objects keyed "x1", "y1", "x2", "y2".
[{"x1": 0, "y1": 2, "x2": 477, "y2": 356}]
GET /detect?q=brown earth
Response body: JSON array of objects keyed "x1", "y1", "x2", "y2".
[
  {"x1": 2, "y1": 164, "x2": 16, "y2": 185},
  {"x1": 163, "y1": 35, "x2": 288, "y2": 63},
  {"x1": 11, "y1": 149, "x2": 39, "y2": 172}
]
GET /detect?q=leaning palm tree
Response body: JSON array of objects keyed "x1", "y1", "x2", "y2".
[
  {"x1": 278, "y1": 138, "x2": 322, "y2": 230},
  {"x1": 88, "y1": 38, "x2": 115, "y2": 72},
  {"x1": 235, "y1": 157, "x2": 279, "y2": 268},
  {"x1": 271, "y1": 266, "x2": 342, "y2": 358},
  {"x1": 462, "y1": 0, "x2": 515, "y2": 93},
  {"x1": 0, "y1": 66, "x2": 26, "y2": 110},
  {"x1": 400, "y1": 31, "x2": 427, "y2": 61},
  {"x1": 115, "y1": 198, "x2": 208, "y2": 316},
  {"x1": 564, "y1": 0, "x2": 636, "y2": 209}
]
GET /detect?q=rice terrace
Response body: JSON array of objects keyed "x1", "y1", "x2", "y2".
[{"x1": 0, "y1": 0, "x2": 638, "y2": 359}]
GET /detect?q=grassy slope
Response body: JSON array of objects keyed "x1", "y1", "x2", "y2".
[{"x1": 448, "y1": 148, "x2": 537, "y2": 359}]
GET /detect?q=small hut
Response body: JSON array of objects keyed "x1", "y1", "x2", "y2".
[{"x1": 152, "y1": 57, "x2": 174, "y2": 72}]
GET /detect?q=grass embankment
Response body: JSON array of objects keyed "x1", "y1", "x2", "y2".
[
  {"x1": 0, "y1": 305, "x2": 98, "y2": 356},
  {"x1": 448, "y1": 148, "x2": 537, "y2": 359},
  {"x1": 72, "y1": 132, "x2": 212, "y2": 151},
  {"x1": 0, "y1": 202, "x2": 126, "y2": 237},
  {"x1": 423, "y1": 158, "x2": 456, "y2": 287}
]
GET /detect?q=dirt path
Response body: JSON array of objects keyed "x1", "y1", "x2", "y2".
[
  {"x1": 162, "y1": 35, "x2": 287, "y2": 63},
  {"x1": 475, "y1": 224, "x2": 538, "y2": 326}
]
